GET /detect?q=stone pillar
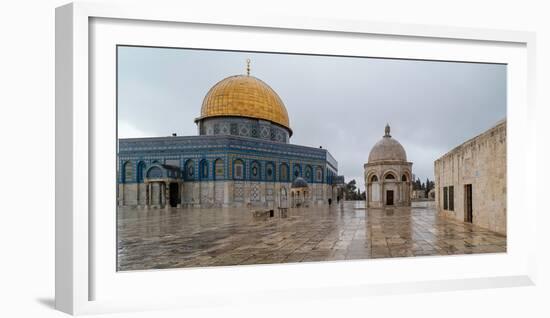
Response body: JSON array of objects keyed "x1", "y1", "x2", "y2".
[
  {"x1": 145, "y1": 182, "x2": 150, "y2": 209},
  {"x1": 365, "y1": 184, "x2": 368, "y2": 207},
  {"x1": 158, "y1": 182, "x2": 163, "y2": 208},
  {"x1": 398, "y1": 182, "x2": 402, "y2": 206},
  {"x1": 380, "y1": 183, "x2": 384, "y2": 207},
  {"x1": 150, "y1": 183, "x2": 154, "y2": 207},
  {"x1": 366, "y1": 184, "x2": 370, "y2": 207},
  {"x1": 165, "y1": 182, "x2": 170, "y2": 209},
  {"x1": 224, "y1": 181, "x2": 230, "y2": 207}
]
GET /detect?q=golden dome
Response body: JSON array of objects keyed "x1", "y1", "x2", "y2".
[{"x1": 198, "y1": 74, "x2": 291, "y2": 131}]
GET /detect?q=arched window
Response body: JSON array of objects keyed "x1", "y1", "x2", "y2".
[
  {"x1": 266, "y1": 162, "x2": 275, "y2": 181},
  {"x1": 233, "y1": 159, "x2": 244, "y2": 179},
  {"x1": 293, "y1": 164, "x2": 301, "y2": 180},
  {"x1": 401, "y1": 174, "x2": 408, "y2": 182},
  {"x1": 316, "y1": 166, "x2": 323, "y2": 182},
  {"x1": 184, "y1": 160, "x2": 194, "y2": 180},
  {"x1": 136, "y1": 161, "x2": 146, "y2": 183},
  {"x1": 123, "y1": 161, "x2": 133, "y2": 183},
  {"x1": 370, "y1": 175, "x2": 378, "y2": 182},
  {"x1": 280, "y1": 163, "x2": 289, "y2": 182},
  {"x1": 250, "y1": 161, "x2": 261, "y2": 180},
  {"x1": 214, "y1": 159, "x2": 224, "y2": 180},
  {"x1": 385, "y1": 173, "x2": 396, "y2": 180},
  {"x1": 305, "y1": 165, "x2": 313, "y2": 182},
  {"x1": 199, "y1": 160, "x2": 209, "y2": 180},
  {"x1": 147, "y1": 166, "x2": 163, "y2": 179}
]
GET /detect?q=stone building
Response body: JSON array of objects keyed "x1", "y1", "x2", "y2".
[
  {"x1": 118, "y1": 61, "x2": 343, "y2": 209},
  {"x1": 411, "y1": 190, "x2": 427, "y2": 200},
  {"x1": 434, "y1": 120, "x2": 506, "y2": 235},
  {"x1": 364, "y1": 124, "x2": 412, "y2": 207}
]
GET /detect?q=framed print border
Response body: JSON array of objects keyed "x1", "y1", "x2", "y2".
[{"x1": 55, "y1": 2, "x2": 537, "y2": 315}]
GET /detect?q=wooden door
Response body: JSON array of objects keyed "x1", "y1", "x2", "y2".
[
  {"x1": 386, "y1": 190, "x2": 394, "y2": 206},
  {"x1": 465, "y1": 184, "x2": 473, "y2": 223}
]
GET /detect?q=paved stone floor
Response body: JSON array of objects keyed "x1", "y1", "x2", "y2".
[{"x1": 117, "y1": 201, "x2": 506, "y2": 271}]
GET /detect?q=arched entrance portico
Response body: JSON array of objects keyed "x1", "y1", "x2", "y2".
[
  {"x1": 144, "y1": 164, "x2": 183, "y2": 209},
  {"x1": 290, "y1": 177, "x2": 309, "y2": 207}
]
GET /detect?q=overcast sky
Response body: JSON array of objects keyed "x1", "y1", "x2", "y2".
[{"x1": 118, "y1": 46, "x2": 506, "y2": 191}]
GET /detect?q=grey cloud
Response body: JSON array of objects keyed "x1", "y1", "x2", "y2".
[{"x1": 118, "y1": 46, "x2": 506, "y2": 191}]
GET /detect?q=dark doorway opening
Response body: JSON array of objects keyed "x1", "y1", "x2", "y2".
[
  {"x1": 465, "y1": 184, "x2": 473, "y2": 223},
  {"x1": 169, "y1": 183, "x2": 179, "y2": 207},
  {"x1": 386, "y1": 190, "x2": 394, "y2": 206}
]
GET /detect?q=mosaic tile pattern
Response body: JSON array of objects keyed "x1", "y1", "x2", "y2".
[
  {"x1": 200, "y1": 117, "x2": 290, "y2": 143},
  {"x1": 250, "y1": 183, "x2": 260, "y2": 202},
  {"x1": 266, "y1": 188, "x2": 274, "y2": 202},
  {"x1": 117, "y1": 201, "x2": 506, "y2": 271},
  {"x1": 233, "y1": 181, "x2": 244, "y2": 201}
]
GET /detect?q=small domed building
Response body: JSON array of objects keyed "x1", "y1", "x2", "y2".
[
  {"x1": 364, "y1": 124, "x2": 412, "y2": 207},
  {"x1": 117, "y1": 60, "x2": 342, "y2": 209}
]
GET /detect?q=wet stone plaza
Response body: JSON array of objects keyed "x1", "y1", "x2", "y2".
[{"x1": 117, "y1": 201, "x2": 506, "y2": 271}]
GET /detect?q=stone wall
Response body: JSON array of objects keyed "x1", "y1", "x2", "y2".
[
  {"x1": 118, "y1": 181, "x2": 335, "y2": 208},
  {"x1": 434, "y1": 120, "x2": 506, "y2": 235},
  {"x1": 364, "y1": 162, "x2": 412, "y2": 207}
]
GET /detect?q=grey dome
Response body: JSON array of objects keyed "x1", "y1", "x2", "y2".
[
  {"x1": 368, "y1": 124, "x2": 407, "y2": 163},
  {"x1": 291, "y1": 177, "x2": 309, "y2": 188}
]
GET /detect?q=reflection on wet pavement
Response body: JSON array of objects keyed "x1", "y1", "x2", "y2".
[{"x1": 117, "y1": 201, "x2": 506, "y2": 271}]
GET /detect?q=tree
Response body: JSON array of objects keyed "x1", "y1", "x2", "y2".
[
  {"x1": 343, "y1": 179, "x2": 365, "y2": 201},
  {"x1": 425, "y1": 178, "x2": 434, "y2": 197},
  {"x1": 413, "y1": 178, "x2": 422, "y2": 190},
  {"x1": 411, "y1": 177, "x2": 435, "y2": 197}
]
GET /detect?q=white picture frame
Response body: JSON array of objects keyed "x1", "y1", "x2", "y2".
[{"x1": 55, "y1": 2, "x2": 537, "y2": 315}]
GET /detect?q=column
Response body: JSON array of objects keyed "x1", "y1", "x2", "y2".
[
  {"x1": 366, "y1": 184, "x2": 369, "y2": 207},
  {"x1": 399, "y1": 182, "x2": 405, "y2": 205},
  {"x1": 149, "y1": 183, "x2": 154, "y2": 207},
  {"x1": 165, "y1": 182, "x2": 170, "y2": 209},
  {"x1": 145, "y1": 182, "x2": 150, "y2": 209},
  {"x1": 158, "y1": 182, "x2": 163, "y2": 207},
  {"x1": 380, "y1": 183, "x2": 384, "y2": 207}
]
